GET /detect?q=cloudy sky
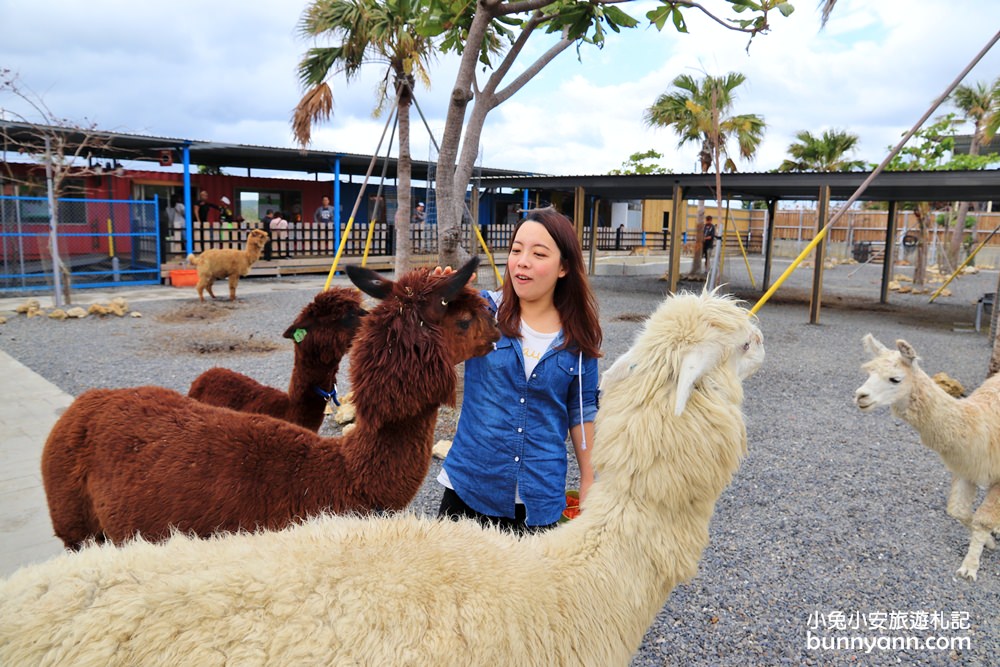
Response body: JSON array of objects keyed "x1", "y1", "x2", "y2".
[{"x1": 1, "y1": 0, "x2": 998, "y2": 178}]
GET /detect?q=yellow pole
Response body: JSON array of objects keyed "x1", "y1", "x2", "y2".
[
  {"x1": 928, "y1": 222, "x2": 1000, "y2": 302},
  {"x1": 749, "y1": 224, "x2": 832, "y2": 316},
  {"x1": 727, "y1": 206, "x2": 757, "y2": 289},
  {"x1": 106, "y1": 218, "x2": 115, "y2": 257}
]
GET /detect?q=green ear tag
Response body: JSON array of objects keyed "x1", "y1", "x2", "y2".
[{"x1": 293, "y1": 328, "x2": 307, "y2": 344}]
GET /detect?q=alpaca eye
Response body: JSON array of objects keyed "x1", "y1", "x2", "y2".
[
  {"x1": 889, "y1": 377, "x2": 903, "y2": 384},
  {"x1": 742, "y1": 341, "x2": 751, "y2": 352},
  {"x1": 457, "y1": 318, "x2": 472, "y2": 331}
]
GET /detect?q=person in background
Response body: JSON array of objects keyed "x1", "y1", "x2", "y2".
[
  {"x1": 412, "y1": 201, "x2": 429, "y2": 252},
  {"x1": 218, "y1": 196, "x2": 234, "y2": 223},
  {"x1": 262, "y1": 210, "x2": 275, "y2": 260},
  {"x1": 195, "y1": 190, "x2": 217, "y2": 224},
  {"x1": 438, "y1": 206, "x2": 602, "y2": 535},
  {"x1": 269, "y1": 210, "x2": 290, "y2": 258},
  {"x1": 314, "y1": 195, "x2": 336, "y2": 253},
  {"x1": 702, "y1": 215, "x2": 719, "y2": 263}
]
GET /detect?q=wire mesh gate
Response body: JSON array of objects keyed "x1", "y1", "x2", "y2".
[{"x1": 0, "y1": 194, "x2": 161, "y2": 294}]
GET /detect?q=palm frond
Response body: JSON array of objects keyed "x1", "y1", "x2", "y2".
[{"x1": 292, "y1": 83, "x2": 335, "y2": 147}]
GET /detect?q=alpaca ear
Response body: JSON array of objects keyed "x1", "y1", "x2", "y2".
[
  {"x1": 346, "y1": 265, "x2": 393, "y2": 300},
  {"x1": 600, "y1": 350, "x2": 635, "y2": 390},
  {"x1": 675, "y1": 342, "x2": 724, "y2": 416},
  {"x1": 862, "y1": 333, "x2": 888, "y2": 357},
  {"x1": 896, "y1": 339, "x2": 918, "y2": 365},
  {"x1": 435, "y1": 257, "x2": 479, "y2": 304}
]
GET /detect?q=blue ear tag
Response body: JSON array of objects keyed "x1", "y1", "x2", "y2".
[{"x1": 293, "y1": 328, "x2": 307, "y2": 344}]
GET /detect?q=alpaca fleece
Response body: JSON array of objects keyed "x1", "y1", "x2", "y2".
[
  {"x1": 40, "y1": 259, "x2": 498, "y2": 548},
  {"x1": 6, "y1": 291, "x2": 762, "y2": 666},
  {"x1": 188, "y1": 287, "x2": 365, "y2": 431}
]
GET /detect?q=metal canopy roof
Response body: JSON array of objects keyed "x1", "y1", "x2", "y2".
[
  {"x1": 0, "y1": 120, "x2": 529, "y2": 181},
  {"x1": 4, "y1": 121, "x2": 998, "y2": 202},
  {"x1": 479, "y1": 169, "x2": 1000, "y2": 203}
]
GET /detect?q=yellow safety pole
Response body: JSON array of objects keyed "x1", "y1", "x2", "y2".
[
  {"x1": 106, "y1": 218, "x2": 115, "y2": 257},
  {"x1": 928, "y1": 221, "x2": 1000, "y2": 302}
]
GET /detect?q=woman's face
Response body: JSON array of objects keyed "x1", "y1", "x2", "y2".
[{"x1": 507, "y1": 220, "x2": 566, "y2": 304}]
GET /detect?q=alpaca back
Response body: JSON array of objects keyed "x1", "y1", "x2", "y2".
[{"x1": 42, "y1": 386, "x2": 340, "y2": 546}]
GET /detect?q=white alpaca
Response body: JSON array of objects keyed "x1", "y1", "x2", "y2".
[
  {"x1": 0, "y1": 291, "x2": 763, "y2": 667},
  {"x1": 854, "y1": 333, "x2": 1000, "y2": 581}
]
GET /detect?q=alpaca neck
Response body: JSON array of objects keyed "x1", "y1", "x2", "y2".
[
  {"x1": 337, "y1": 407, "x2": 440, "y2": 508},
  {"x1": 539, "y1": 404, "x2": 747, "y2": 660},
  {"x1": 898, "y1": 369, "x2": 967, "y2": 458}
]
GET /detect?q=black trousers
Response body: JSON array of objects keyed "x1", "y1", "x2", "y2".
[{"x1": 438, "y1": 487, "x2": 556, "y2": 535}]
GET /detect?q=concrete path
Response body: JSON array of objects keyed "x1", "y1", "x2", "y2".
[{"x1": 0, "y1": 350, "x2": 72, "y2": 576}]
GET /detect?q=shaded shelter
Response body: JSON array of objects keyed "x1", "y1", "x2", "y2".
[{"x1": 480, "y1": 169, "x2": 1000, "y2": 320}]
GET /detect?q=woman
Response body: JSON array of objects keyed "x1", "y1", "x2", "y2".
[{"x1": 438, "y1": 207, "x2": 602, "y2": 533}]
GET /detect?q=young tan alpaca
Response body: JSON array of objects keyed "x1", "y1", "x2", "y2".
[
  {"x1": 854, "y1": 333, "x2": 1000, "y2": 581},
  {"x1": 186, "y1": 227, "x2": 269, "y2": 302}
]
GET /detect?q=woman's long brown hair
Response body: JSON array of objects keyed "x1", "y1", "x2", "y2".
[{"x1": 497, "y1": 206, "x2": 602, "y2": 359}]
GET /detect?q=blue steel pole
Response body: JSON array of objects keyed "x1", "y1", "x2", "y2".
[
  {"x1": 182, "y1": 143, "x2": 193, "y2": 256},
  {"x1": 333, "y1": 156, "x2": 341, "y2": 255}
]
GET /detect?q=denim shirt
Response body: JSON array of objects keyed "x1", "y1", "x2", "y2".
[{"x1": 442, "y1": 291, "x2": 599, "y2": 526}]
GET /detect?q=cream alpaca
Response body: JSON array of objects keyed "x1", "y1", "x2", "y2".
[
  {"x1": 855, "y1": 334, "x2": 1000, "y2": 581},
  {"x1": 0, "y1": 291, "x2": 763, "y2": 667}
]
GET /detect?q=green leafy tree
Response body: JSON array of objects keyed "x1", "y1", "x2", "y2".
[
  {"x1": 292, "y1": 0, "x2": 436, "y2": 275},
  {"x1": 420, "y1": 0, "x2": 794, "y2": 268},
  {"x1": 945, "y1": 78, "x2": 1000, "y2": 268},
  {"x1": 777, "y1": 128, "x2": 865, "y2": 172},
  {"x1": 884, "y1": 114, "x2": 998, "y2": 287},
  {"x1": 643, "y1": 71, "x2": 765, "y2": 276},
  {"x1": 609, "y1": 149, "x2": 671, "y2": 175}
]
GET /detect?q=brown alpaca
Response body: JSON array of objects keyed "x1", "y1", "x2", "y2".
[
  {"x1": 186, "y1": 228, "x2": 269, "y2": 302},
  {"x1": 41, "y1": 258, "x2": 499, "y2": 548},
  {"x1": 188, "y1": 287, "x2": 366, "y2": 431}
]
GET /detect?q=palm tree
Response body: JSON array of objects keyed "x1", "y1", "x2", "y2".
[
  {"x1": 644, "y1": 71, "x2": 764, "y2": 275},
  {"x1": 777, "y1": 128, "x2": 865, "y2": 172},
  {"x1": 946, "y1": 78, "x2": 1000, "y2": 269},
  {"x1": 292, "y1": 0, "x2": 434, "y2": 276}
]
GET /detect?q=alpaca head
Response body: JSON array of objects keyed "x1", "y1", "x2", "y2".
[
  {"x1": 594, "y1": 292, "x2": 762, "y2": 508},
  {"x1": 282, "y1": 287, "x2": 367, "y2": 377},
  {"x1": 246, "y1": 228, "x2": 269, "y2": 252},
  {"x1": 346, "y1": 257, "x2": 500, "y2": 424},
  {"x1": 854, "y1": 333, "x2": 922, "y2": 413},
  {"x1": 600, "y1": 291, "x2": 764, "y2": 416}
]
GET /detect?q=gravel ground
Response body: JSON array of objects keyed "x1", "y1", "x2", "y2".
[{"x1": 1, "y1": 259, "x2": 999, "y2": 666}]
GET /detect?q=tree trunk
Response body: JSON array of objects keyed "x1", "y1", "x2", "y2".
[
  {"x1": 947, "y1": 200, "x2": 975, "y2": 271},
  {"x1": 394, "y1": 92, "x2": 413, "y2": 278},
  {"x1": 989, "y1": 269, "x2": 1000, "y2": 378},
  {"x1": 912, "y1": 207, "x2": 930, "y2": 288}
]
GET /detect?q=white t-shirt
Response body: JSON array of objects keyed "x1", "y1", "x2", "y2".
[{"x1": 519, "y1": 320, "x2": 559, "y2": 379}]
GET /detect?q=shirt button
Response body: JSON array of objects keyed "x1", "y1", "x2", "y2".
[
  {"x1": 514, "y1": 456, "x2": 520, "y2": 462},
  {"x1": 517, "y1": 427, "x2": 523, "y2": 433},
  {"x1": 519, "y1": 397, "x2": 525, "y2": 403},
  {"x1": 531, "y1": 373, "x2": 537, "y2": 378}
]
